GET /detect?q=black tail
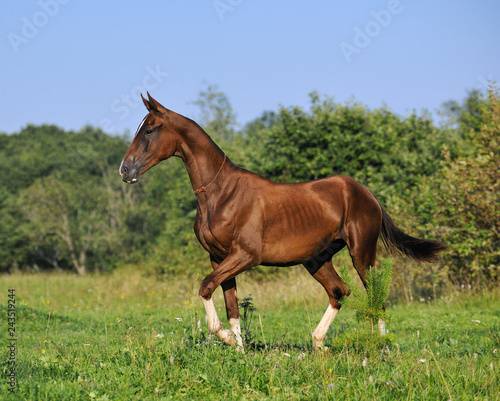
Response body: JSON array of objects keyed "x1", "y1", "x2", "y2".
[{"x1": 379, "y1": 208, "x2": 446, "y2": 262}]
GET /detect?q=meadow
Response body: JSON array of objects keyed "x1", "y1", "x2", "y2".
[{"x1": 1, "y1": 267, "x2": 499, "y2": 400}]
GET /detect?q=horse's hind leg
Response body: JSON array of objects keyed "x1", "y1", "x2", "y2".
[
  {"x1": 347, "y1": 230, "x2": 387, "y2": 336},
  {"x1": 305, "y1": 260, "x2": 348, "y2": 350}
]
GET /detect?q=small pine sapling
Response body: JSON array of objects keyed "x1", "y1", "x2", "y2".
[
  {"x1": 339, "y1": 259, "x2": 393, "y2": 335},
  {"x1": 238, "y1": 296, "x2": 257, "y2": 344}
]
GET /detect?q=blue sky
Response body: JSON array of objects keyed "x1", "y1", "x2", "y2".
[{"x1": 1, "y1": 1, "x2": 499, "y2": 135}]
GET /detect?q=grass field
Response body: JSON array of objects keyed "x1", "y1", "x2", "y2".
[{"x1": 1, "y1": 267, "x2": 499, "y2": 400}]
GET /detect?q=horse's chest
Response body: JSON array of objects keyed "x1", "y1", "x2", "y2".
[{"x1": 195, "y1": 213, "x2": 231, "y2": 259}]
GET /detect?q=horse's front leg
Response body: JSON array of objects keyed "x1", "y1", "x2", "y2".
[
  {"x1": 200, "y1": 249, "x2": 259, "y2": 351},
  {"x1": 209, "y1": 258, "x2": 242, "y2": 348}
]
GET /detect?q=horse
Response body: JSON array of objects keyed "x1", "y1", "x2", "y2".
[{"x1": 119, "y1": 93, "x2": 446, "y2": 351}]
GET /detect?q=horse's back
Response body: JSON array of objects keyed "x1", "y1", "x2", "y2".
[{"x1": 244, "y1": 174, "x2": 377, "y2": 265}]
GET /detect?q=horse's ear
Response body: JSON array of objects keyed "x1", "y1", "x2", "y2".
[
  {"x1": 141, "y1": 93, "x2": 151, "y2": 111},
  {"x1": 146, "y1": 92, "x2": 168, "y2": 115}
]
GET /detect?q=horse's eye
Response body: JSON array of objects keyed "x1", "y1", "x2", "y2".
[{"x1": 145, "y1": 129, "x2": 153, "y2": 135}]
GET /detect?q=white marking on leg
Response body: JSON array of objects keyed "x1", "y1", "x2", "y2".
[
  {"x1": 201, "y1": 297, "x2": 237, "y2": 346},
  {"x1": 202, "y1": 297, "x2": 222, "y2": 332},
  {"x1": 229, "y1": 317, "x2": 244, "y2": 351},
  {"x1": 378, "y1": 319, "x2": 387, "y2": 336},
  {"x1": 312, "y1": 304, "x2": 339, "y2": 350}
]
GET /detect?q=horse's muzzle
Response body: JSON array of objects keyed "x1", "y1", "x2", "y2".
[{"x1": 119, "y1": 160, "x2": 140, "y2": 183}]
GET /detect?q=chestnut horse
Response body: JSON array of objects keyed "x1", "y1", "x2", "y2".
[{"x1": 120, "y1": 93, "x2": 445, "y2": 351}]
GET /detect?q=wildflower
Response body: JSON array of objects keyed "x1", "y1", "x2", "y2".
[
  {"x1": 155, "y1": 333, "x2": 164, "y2": 338},
  {"x1": 493, "y1": 349, "x2": 498, "y2": 354},
  {"x1": 386, "y1": 381, "x2": 392, "y2": 386},
  {"x1": 472, "y1": 320, "x2": 481, "y2": 323},
  {"x1": 369, "y1": 376, "x2": 373, "y2": 383},
  {"x1": 283, "y1": 352, "x2": 291, "y2": 357},
  {"x1": 328, "y1": 384, "x2": 333, "y2": 389},
  {"x1": 84, "y1": 344, "x2": 90, "y2": 347},
  {"x1": 250, "y1": 353, "x2": 254, "y2": 356},
  {"x1": 175, "y1": 317, "x2": 183, "y2": 322},
  {"x1": 490, "y1": 362, "x2": 494, "y2": 370},
  {"x1": 362, "y1": 358, "x2": 368, "y2": 367},
  {"x1": 419, "y1": 359, "x2": 426, "y2": 363},
  {"x1": 100, "y1": 343, "x2": 106, "y2": 347},
  {"x1": 298, "y1": 352, "x2": 306, "y2": 360},
  {"x1": 155, "y1": 388, "x2": 159, "y2": 393}
]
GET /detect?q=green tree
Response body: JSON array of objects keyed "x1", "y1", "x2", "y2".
[
  {"x1": 190, "y1": 84, "x2": 238, "y2": 142},
  {"x1": 252, "y1": 93, "x2": 451, "y2": 203},
  {"x1": 0, "y1": 125, "x2": 135, "y2": 273},
  {"x1": 402, "y1": 86, "x2": 499, "y2": 285},
  {"x1": 440, "y1": 89, "x2": 488, "y2": 138}
]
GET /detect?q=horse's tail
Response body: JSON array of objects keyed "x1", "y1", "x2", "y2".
[{"x1": 379, "y1": 207, "x2": 446, "y2": 262}]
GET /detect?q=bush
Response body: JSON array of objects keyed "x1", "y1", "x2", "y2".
[{"x1": 399, "y1": 87, "x2": 499, "y2": 286}]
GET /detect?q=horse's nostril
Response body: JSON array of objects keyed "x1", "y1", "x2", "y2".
[{"x1": 121, "y1": 166, "x2": 128, "y2": 174}]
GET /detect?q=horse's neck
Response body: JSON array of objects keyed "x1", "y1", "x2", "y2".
[{"x1": 175, "y1": 118, "x2": 229, "y2": 194}]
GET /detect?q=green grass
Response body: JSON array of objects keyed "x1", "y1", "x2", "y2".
[{"x1": 1, "y1": 268, "x2": 499, "y2": 400}]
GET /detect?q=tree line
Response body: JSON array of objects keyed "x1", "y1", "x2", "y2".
[{"x1": 1, "y1": 85, "x2": 498, "y2": 295}]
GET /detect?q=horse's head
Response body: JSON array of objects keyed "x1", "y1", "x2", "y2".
[{"x1": 119, "y1": 93, "x2": 180, "y2": 183}]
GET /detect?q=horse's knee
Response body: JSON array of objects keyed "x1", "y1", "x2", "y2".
[{"x1": 199, "y1": 278, "x2": 215, "y2": 300}]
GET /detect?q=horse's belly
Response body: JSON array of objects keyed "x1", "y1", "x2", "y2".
[{"x1": 260, "y1": 228, "x2": 338, "y2": 266}]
